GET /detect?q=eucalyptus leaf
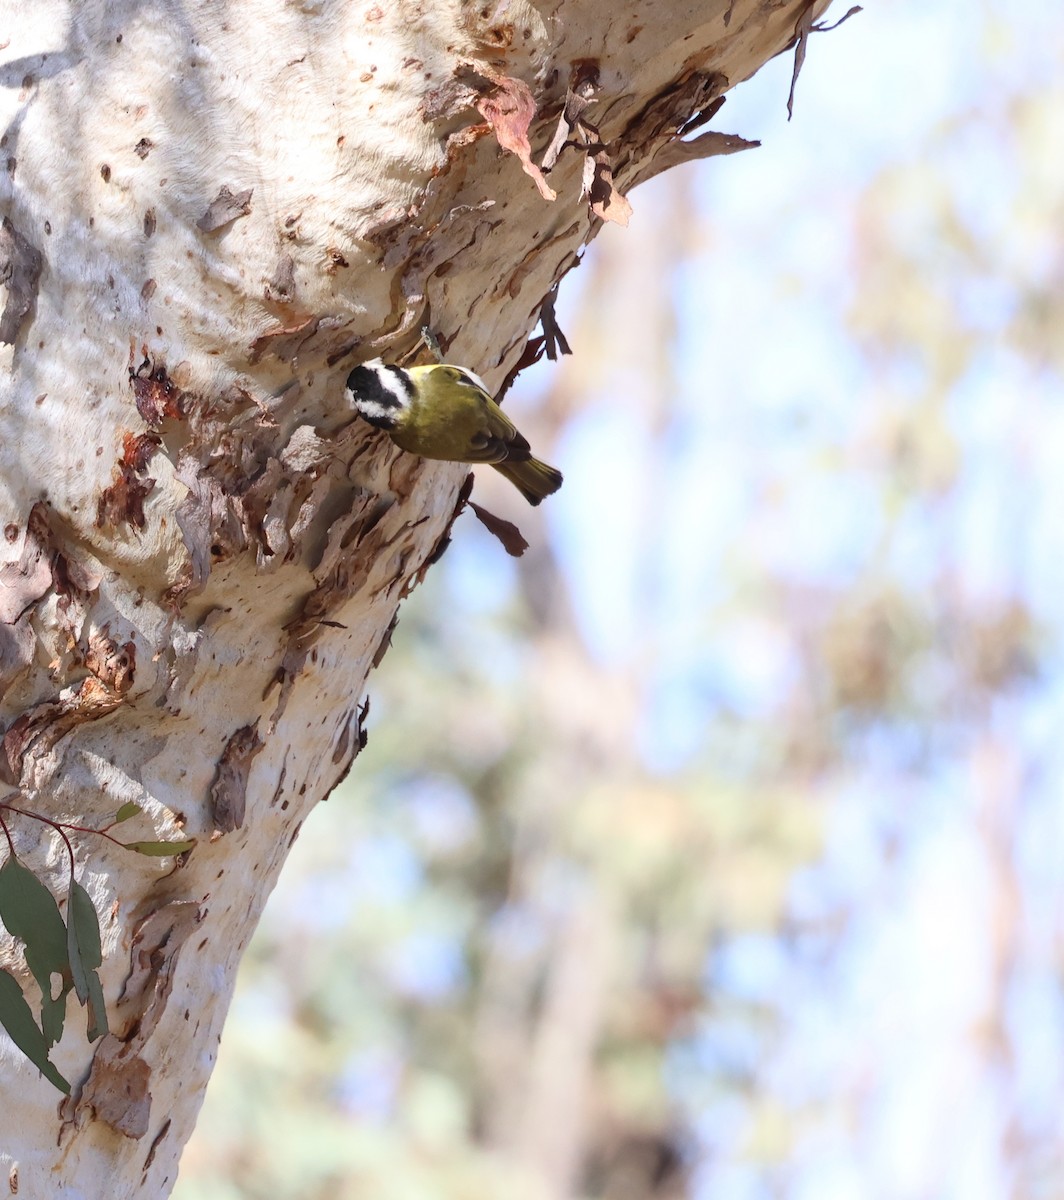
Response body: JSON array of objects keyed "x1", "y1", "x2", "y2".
[
  {"x1": 113, "y1": 802, "x2": 143, "y2": 824},
  {"x1": 0, "y1": 856, "x2": 71, "y2": 1047},
  {"x1": 66, "y1": 880, "x2": 108, "y2": 1042},
  {"x1": 66, "y1": 880, "x2": 102, "y2": 999},
  {"x1": 83, "y1": 970, "x2": 108, "y2": 1042},
  {"x1": 121, "y1": 839, "x2": 195, "y2": 857},
  {"x1": 0, "y1": 969, "x2": 69, "y2": 1093},
  {"x1": 40, "y1": 979, "x2": 72, "y2": 1048}
]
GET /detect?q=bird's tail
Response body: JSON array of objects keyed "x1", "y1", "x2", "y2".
[{"x1": 493, "y1": 457, "x2": 564, "y2": 506}]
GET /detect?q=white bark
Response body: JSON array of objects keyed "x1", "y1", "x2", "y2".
[{"x1": 0, "y1": 0, "x2": 830, "y2": 1193}]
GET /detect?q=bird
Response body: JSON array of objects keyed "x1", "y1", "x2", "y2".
[{"x1": 345, "y1": 359, "x2": 563, "y2": 506}]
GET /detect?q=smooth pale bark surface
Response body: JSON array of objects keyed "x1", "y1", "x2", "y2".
[{"x1": 0, "y1": 0, "x2": 830, "y2": 1194}]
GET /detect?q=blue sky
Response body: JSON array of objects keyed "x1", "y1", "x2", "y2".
[{"x1": 505, "y1": 2, "x2": 1064, "y2": 1193}]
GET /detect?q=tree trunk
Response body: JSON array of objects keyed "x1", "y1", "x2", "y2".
[{"x1": 0, "y1": 0, "x2": 831, "y2": 1193}]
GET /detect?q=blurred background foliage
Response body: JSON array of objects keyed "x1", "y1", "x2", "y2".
[{"x1": 176, "y1": 3, "x2": 1064, "y2": 1197}]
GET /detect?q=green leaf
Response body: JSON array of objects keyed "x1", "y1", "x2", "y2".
[
  {"x1": 120, "y1": 839, "x2": 195, "y2": 857},
  {"x1": 0, "y1": 856, "x2": 71, "y2": 1047},
  {"x1": 0, "y1": 969, "x2": 70, "y2": 1093},
  {"x1": 67, "y1": 880, "x2": 108, "y2": 1042},
  {"x1": 83, "y1": 970, "x2": 108, "y2": 1043},
  {"x1": 113, "y1": 802, "x2": 143, "y2": 824},
  {"x1": 66, "y1": 882, "x2": 102, "y2": 978},
  {"x1": 0, "y1": 857, "x2": 69, "y2": 973},
  {"x1": 41, "y1": 979, "x2": 73, "y2": 1049}
]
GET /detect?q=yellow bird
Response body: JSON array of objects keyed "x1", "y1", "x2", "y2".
[{"x1": 345, "y1": 360, "x2": 563, "y2": 506}]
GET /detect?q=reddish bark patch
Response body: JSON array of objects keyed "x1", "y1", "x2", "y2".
[
  {"x1": 475, "y1": 72, "x2": 556, "y2": 201},
  {"x1": 129, "y1": 353, "x2": 184, "y2": 427},
  {"x1": 96, "y1": 432, "x2": 161, "y2": 532},
  {"x1": 95, "y1": 470, "x2": 154, "y2": 531},
  {"x1": 121, "y1": 430, "x2": 162, "y2": 474}
]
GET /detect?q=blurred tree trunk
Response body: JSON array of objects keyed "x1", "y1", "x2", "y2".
[{"x1": 0, "y1": 0, "x2": 831, "y2": 1194}]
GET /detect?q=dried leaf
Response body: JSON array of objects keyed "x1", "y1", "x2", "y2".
[
  {"x1": 469, "y1": 501, "x2": 528, "y2": 558},
  {"x1": 0, "y1": 969, "x2": 69, "y2": 1093},
  {"x1": 476, "y1": 75, "x2": 556, "y2": 202}
]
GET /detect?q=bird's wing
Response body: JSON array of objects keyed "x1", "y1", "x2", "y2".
[
  {"x1": 462, "y1": 430, "x2": 507, "y2": 462},
  {"x1": 468, "y1": 401, "x2": 532, "y2": 464}
]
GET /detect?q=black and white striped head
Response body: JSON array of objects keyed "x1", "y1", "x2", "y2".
[{"x1": 345, "y1": 360, "x2": 414, "y2": 430}]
